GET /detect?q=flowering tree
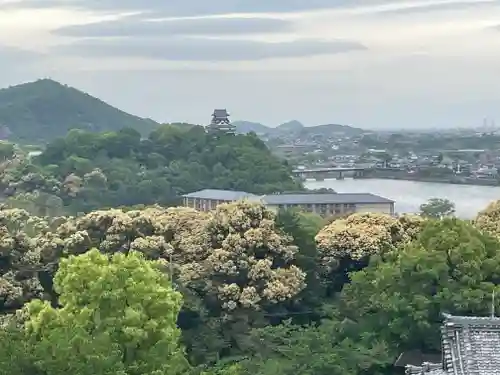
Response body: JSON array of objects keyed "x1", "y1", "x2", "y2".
[{"x1": 475, "y1": 200, "x2": 500, "y2": 238}]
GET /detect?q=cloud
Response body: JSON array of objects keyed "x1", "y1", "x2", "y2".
[
  {"x1": 53, "y1": 16, "x2": 294, "y2": 38},
  {"x1": 0, "y1": 45, "x2": 41, "y2": 65},
  {"x1": 11, "y1": 0, "x2": 495, "y2": 17},
  {"x1": 0, "y1": 46, "x2": 46, "y2": 85},
  {"x1": 371, "y1": 0, "x2": 497, "y2": 15},
  {"x1": 8, "y1": 0, "x2": 353, "y2": 15},
  {"x1": 3, "y1": 0, "x2": 500, "y2": 131},
  {"x1": 52, "y1": 37, "x2": 367, "y2": 61}
]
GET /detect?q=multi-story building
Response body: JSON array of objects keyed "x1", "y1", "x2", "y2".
[
  {"x1": 181, "y1": 189, "x2": 395, "y2": 217},
  {"x1": 206, "y1": 109, "x2": 236, "y2": 135}
]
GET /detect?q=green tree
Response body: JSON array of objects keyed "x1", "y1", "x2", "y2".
[
  {"x1": 241, "y1": 317, "x2": 391, "y2": 375},
  {"x1": 0, "y1": 323, "x2": 37, "y2": 375},
  {"x1": 23, "y1": 249, "x2": 188, "y2": 375},
  {"x1": 340, "y1": 218, "x2": 500, "y2": 360},
  {"x1": 419, "y1": 198, "x2": 455, "y2": 219},
  {"x1": 275, "y1": 209, "x2": 325, "y2": 322},
  {"x1": 5, "y1": 191, "x2": 66, "y2": 217}
]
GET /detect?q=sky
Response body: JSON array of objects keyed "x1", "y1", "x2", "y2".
[{"x1": 1, "y1": 0, "x2": 500, "y2": 129}]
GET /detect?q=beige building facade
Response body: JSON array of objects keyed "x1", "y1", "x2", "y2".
[
  {"x1": 182, "y1": 189, "x2": 395, "y2": 217},
  {"x1": 264, "y1": 202, "x2": 394, "y2": 216}
]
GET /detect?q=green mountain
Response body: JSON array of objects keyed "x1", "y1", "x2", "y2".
[
  {"x1": 232, "y1": 120, "x2": 271, "y2": 134},
  {"x1": 299, "y1": 123, "x2": 365, "y2": 137},
  {"x1": 0, "y1": 79, "x2": 160, "y2": 143},
  {"x1": 233, "y1": 119, "x2": 365, "y2": 138},
  {"x1": 277, "y1": 120, "x2": 305, "y2": 132}
]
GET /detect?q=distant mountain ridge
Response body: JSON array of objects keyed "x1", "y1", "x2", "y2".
[
  {"x1": 278, "y1": 120, "x2": 304, "y2": 133},
  {"x1": 0, "y1": 79, "x2": 160, "y2": 143},
  {"x1": 0, "y1": 78, "x2": 364, "y2": 144},
  {"x1": 230, "y1": 121, "x2": 270, "y2": 135},
  {"x1": 232, "y1": 119, "x2": 365, "y2": 137}
]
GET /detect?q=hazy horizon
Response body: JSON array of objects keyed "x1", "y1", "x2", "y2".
[{"x1": 2, "y1": 0, "x2": 500, "y2": 130}]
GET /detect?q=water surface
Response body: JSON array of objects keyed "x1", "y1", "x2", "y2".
[{"x1": 305, "y1": 178, "x2": 500, "y2": 218}]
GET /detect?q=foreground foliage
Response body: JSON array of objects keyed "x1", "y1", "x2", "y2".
[
  {"x1": 0, "y1": 188, "x2": 499, "y2": 374},
  {"x1": 0, "y1": 249, "x2": 187, "y2": 375},
  {"x1": 340, "y1": 218, "x2": 500, "y2": 357}
]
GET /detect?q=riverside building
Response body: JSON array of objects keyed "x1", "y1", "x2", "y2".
[{"x1": 181, "y1": 189, "x2": 395, "y2": 217}]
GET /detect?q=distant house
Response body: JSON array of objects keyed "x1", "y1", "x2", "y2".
[
  {"x1": 181, "y1": 189, "x2": 395, "y2": 217},
  {"x1": 275, "y1": 143, "x2": 317, "y2": 157},
  {"x1": 403, "y1": 313, "x2": 500, "y2": 374},
  {"x1": 475, "y1": 167, "x2": 497, "y2": 179}
]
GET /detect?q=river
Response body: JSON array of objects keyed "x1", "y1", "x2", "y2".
[{"x1": 304, "y1": 178, "x2": 500, "y2": 218}]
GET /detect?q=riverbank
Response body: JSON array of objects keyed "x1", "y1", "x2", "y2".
[
  {"x1": 358, "y1": 171, "x2": 499, "y2": 186},
  {"x1": 358, "y1": 175, "x2": 499, "y2": 186},
  {"x1": 304, "y1": 178, "x2": 500, "y2": 218}
]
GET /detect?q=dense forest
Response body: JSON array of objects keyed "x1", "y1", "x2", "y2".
[
  {"x1": 0, "y1": 79, "x2": 159, "y2": 142},
  {"x1": 0, "y1": 124, "x2": 301, "y2": 214},
  {"x1": 0, "y1": 123, "x2": 500, "y2": 375}
]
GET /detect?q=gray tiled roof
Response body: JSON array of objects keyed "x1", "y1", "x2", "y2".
[
  {"x1": 182, "y1": 190, "x2": 394, "y2": 205},
  {"x1": 261, "y1": 193, "x2": 394, "y2": 205},
  {"x1": 182, "y1": 189, "x2": 259, "y2": 201},
  {"x1": 213, "y1": 109, "x2": 229, "y2": 117},
  {"x1": 408, "y1": 313, "x2": 500, "y2": 375},
  {"x1": 442, "y1": 313, "x2": 500, "y2": 375}
]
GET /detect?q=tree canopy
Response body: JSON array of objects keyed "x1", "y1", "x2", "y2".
[
  {"x1": 340, "y1": 218, "x2": 500, "y2": 356},
  {"x1": 419, "y1": 197, "x2": 456, "y2": 219},
  {"x1": 0, "y1": 249, "x2": 188, "y2": 375},
  {"x1": 0, "y1": 125, "x2": 301, "y2": 214},
  {"x1": 0, "y1": 196, "x2": 498, "y2": 375}
]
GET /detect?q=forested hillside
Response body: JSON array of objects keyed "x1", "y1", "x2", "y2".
[
  {"x1": 0, "y1": 79, "x2": 159, "y2": 142},
  {"x1": 0, "y1": 124, "x2": 301, "y2": 214}
]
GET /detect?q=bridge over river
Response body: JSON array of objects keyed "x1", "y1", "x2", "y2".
[{"x1": 292, "y1": 167, "x2": 368, "y2": 180}]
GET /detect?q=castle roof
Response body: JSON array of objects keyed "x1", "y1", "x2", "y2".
[{"x1": 212, "y1": 109, "x2": 229, "y2": 118}]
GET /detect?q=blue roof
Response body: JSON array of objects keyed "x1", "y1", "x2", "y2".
[
  {"x1": 262, "y1": 193, "x2": 394, "y2": 205},
  {"x1": 182, "y1": 189, "x2": 259, "y2": 201},
  {"x1": 182, "y1": 189, "x2": 393, "y2": 205}
]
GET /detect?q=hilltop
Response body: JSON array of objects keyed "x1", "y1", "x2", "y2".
[
  {"x1": 232, "y1": 119, "x2": 365, "y2": 138},
  {"x1": 0, "y1": 79, "x2": 160, "y2": 143}
]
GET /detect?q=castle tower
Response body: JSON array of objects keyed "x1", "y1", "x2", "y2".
[{"x1": 207, "y1": 109, "x2": 236, "y2": 135}]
